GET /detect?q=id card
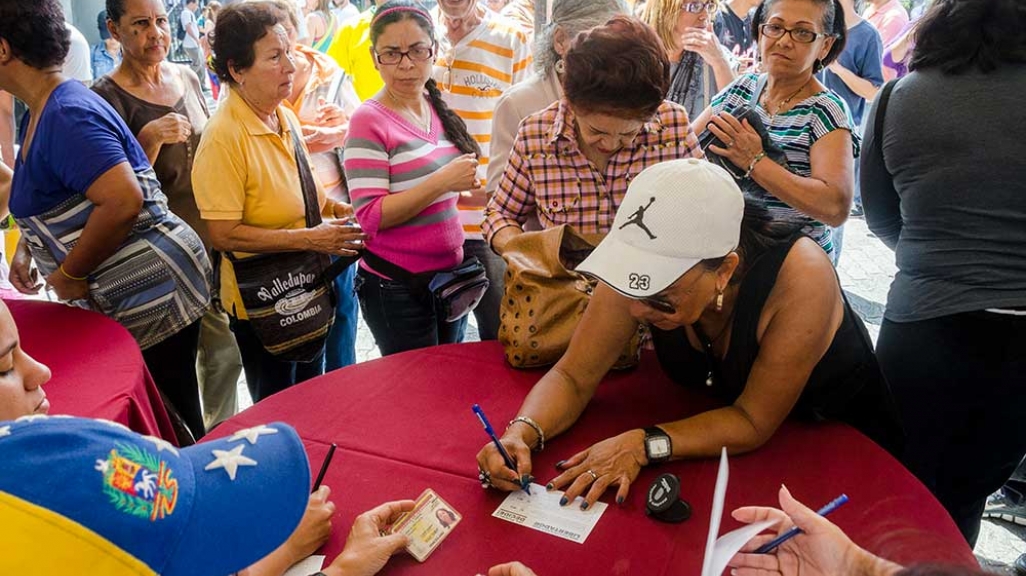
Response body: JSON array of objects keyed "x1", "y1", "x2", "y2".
[{"x1": 390, "y1": 489, "x2": 462, "y2": 562}]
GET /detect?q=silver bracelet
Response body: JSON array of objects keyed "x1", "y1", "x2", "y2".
[
  {"x1": 508, "y1": 416, "x2": 545, "y2": 452},
  {"x1": 745, "y1": 151, "x2": 767, "y2": 178}
]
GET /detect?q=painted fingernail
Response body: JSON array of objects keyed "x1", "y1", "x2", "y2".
[
  {"x1": 617, "y1": 496, "x2": 625, "y2": 505},
  {"x1": 555, "y1": 460, "x2": 567, "y2": 469},
  {"x1": 546, "y1": 482, "x2": 555, "y2": 491},
  {"x1": 580, "y1": 502, "x2": 590, "y2": 510},
  {"x1": 522, "y1": 474, "x2": 535, "y2": 486},
  {"x1": 559, "y1": 496, "x2": 568, "y2": 506}
]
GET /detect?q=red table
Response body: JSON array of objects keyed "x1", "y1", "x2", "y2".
[
  {"x1": 214, "y1": 342, "x2": 975, "y2": 575},
  {"x1": 7, "y1": 299, "x2": 178, "y2": 444}
]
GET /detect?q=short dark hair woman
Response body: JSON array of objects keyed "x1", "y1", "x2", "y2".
[
  {"x1": 0, "y1": 0, "x2": 212, "y2": 438},
  {"x1": 861, "y1": 0, "x2": 1026, "y2": 546}
]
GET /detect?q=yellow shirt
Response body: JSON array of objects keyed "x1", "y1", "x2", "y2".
[
  {"x1": 326, "y1": 9, "x2": 382, "y2": 102},
  {"x1": 192, "y1": 90, "x2": 326, "y2": 320}
]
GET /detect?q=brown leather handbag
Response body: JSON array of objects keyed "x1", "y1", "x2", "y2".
[{"x1": 498, "y1": 225, "x2": 642, "y2": 369}]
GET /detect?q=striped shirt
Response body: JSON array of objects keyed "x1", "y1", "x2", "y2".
[
  {"x1": 482, "y1": 99, "x2": 702, "y2": 242},
  {"x1": 710, "y1": 73, "x2": 860, "y2": 256},
  {"x1": 344, "y1": 99, "x2": 464, "y2": 278},
  {"x1": 432, "y1": 8, "x2": 532, "y2": 240}
]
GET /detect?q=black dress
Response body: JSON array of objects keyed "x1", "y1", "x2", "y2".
[{"x1": 651, "y1": 236, "x2": 904, "y2": 456}]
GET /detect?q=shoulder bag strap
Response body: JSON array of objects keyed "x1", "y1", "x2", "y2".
[
  {"x1": 286, "y1": 115, "x2": 323, "y2": 229},
  {"x1": 752, "y1": 73, "x2": 770, "y2": 106},
  {"x1": 873, "y1": 79, "x2": 897, "y2": 154}
]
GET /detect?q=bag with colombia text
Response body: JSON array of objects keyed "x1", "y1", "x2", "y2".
[{"x1": 224, "y1": 119, "x2": 350, "y2": 362}]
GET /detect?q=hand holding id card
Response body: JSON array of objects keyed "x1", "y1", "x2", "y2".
[{"x1": 389, "y1": 489, "x2": 462, "y2": 562}]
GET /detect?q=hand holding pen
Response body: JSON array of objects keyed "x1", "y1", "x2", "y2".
[{"x1": 472, "y1": 404, "x2": 534, "y2": 494}]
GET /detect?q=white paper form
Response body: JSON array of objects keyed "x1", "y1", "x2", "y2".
[
  {"x1": 283, "y1": 555, "x2": 326, "y2": 576},
  {"x1": 700, "y1": 448, "x2": 780, "y2": 576},
  {"x1": 492, "y1": 483, "x2": 608, "y2": 544}
]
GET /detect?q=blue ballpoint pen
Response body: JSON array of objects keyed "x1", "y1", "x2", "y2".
[
  {"x1": 472, "y1": 404, "x2": 530, "y2": 494},
  {"x1": 754, "y1": 494, "x2": 849, "y2": 554}
]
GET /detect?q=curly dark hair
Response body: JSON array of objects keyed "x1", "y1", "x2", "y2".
[
  {"x1": 369, "y1": 0, "x2": 481, "y2": 157},
  {"x1": 561, "y1": 15, "x2": 670, "y2": 120},
  {"x1": 210, "y1": 2, "x2": 280, "y2": 84},
  {"x1": 0, "y1": 0, "x2": 70, "y2": 69},
  {"x1": 910, "y1": 0, "x2": 1026, "y2": 74},
  {"x1": 751, "y1": 0, "x2": 847, "y2": 71}
]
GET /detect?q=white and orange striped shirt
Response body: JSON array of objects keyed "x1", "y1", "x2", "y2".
[{"x1": 432, "y1": 7, "x2": 532, "y2": 240}]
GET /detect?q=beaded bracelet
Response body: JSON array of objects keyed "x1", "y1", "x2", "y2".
[
  {"x1": 745, "y1": 151, "x2": 767, "y2": 179},
  {"x1": 59, "y1": 264, "x2": 88, "y2": 281},
  {"x1": 508, "y1": 416, "x2": 545, "y2": 452}
]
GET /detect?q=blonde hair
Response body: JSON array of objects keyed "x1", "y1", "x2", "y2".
[{"x1": 641, "y1": 0, "x2": 718, "y2": 55}]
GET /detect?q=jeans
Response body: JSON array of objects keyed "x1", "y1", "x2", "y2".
[
  {"x1": 878, "y1": 311, "x2": 1026, "y2": 546},
  {"x1": 462, "y1": 239, "x2": 505, "y2": 341},
  {"x1": 356, "y1": 268, "x2": 466, "y2": 356},
  {"x1": 229, "y1": 316, "x2": 325, "y2": 403},
  {"x1": 325, "y1": 264, "x2": 359, "y2": 371},
  {"x1": 142, "y1": 319, "x2": 204, "y2": 438}
]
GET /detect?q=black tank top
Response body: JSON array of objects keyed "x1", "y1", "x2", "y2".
[{"x1": 651, "y1": 236, "x2": 904, "y2": 456}]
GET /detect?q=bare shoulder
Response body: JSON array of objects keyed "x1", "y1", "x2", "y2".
[{"x1": 767, "y1": 237, "x2": 841, "y2": 315}]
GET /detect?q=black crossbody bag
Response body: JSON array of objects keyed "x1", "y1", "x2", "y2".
[{"x1": 361, "y1": 250, "x2": 489, "y2": 323}]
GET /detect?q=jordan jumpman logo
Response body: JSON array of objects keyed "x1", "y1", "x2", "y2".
[{"x1": 619, "y1": 197, "x2": 658, "y2": 240}]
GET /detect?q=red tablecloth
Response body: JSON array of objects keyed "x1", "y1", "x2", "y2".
[
  {"x1": 214, "y1": 342, "x2": 975, "y2": 575},
  {"x1": 7, "y1": 299, "x2": 178, "y2": 444}
]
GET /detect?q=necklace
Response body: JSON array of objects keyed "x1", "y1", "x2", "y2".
[
  {"x1": 698, "y1": 302, "x2": 738, "y2": 387},
  {"x1": 387, "y1": 90, "x2": 431, "y2": 133},
  {"x1": 760, "y1": 78, "x2": 812, "y2": 117}
]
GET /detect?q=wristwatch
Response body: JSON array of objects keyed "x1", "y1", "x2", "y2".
[{"x1": 643, "y1": 426, "x2": 672, "y2": 464}]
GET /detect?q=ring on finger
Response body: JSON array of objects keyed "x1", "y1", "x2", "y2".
[
  {"x1": 727, "y1": 139, "x2": 735, "y2": 148},
  {"x1": 586, "y1": 469, "x2": 598, "y2": 482},
  {"x1": 478, "y1": 468, "x2": 492, "y2": 489}
]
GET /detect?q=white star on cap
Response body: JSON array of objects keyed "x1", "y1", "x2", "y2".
[
  {"x1": 204, "y1": 444, "x2": 257, "y2": 481},
  {"x1": 229, "y1": 424, "x2": 279, "y2": 445},
  {"x1": 15, "y1": 414, "x2": 48, "y2": 423},
  {"x1": 0, "y1": 425, "x2": 11, "y2": 438},
  {"x1": 144, "y1": 435, "x2": 180, "y2": 456}
]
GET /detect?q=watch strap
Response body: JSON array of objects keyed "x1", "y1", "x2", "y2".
[{"x1": 644, "y1": 426, "x2": 671, "y2": 463}]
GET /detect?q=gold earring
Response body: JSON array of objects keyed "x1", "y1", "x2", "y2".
[{"x1": 715, "y1": 291, "x2": 724, "y2": 312}]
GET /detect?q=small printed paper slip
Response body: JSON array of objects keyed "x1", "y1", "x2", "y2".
[
  {"x1": 390, "y1": 489, "x2": 462, "y2": 562},
  {"x1": 492, "y1": 482, "x2": 608, "y2": 544},
  {"x1": 282, "y1": 555, "x2": 325, "y2": 576},
  {"x1": 700, "y1": 448, "x2": 780, "y2": 576}
]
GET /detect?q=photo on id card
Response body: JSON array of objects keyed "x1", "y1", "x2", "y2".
[{"x1": 390, "y1": 488, "x2": 462, "y2": 562}]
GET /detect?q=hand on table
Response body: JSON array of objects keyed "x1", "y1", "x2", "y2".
[
  {"x1": 476, "y1": 433, "x2": 534, "y2": 492},
  {"x1": 485, "y1": 561, "x2": 538, "y2": 576},
  {"x1": 727, "y1": 485, "x2": 900, "y2": 576},
  {"x1": 284, "y1": 486, "x2": 336, "y2": 564},
  {"x1": 322, "y1": 499, "x2": 416, "y2": 576},
  {"x1": 545, "y1": 429, "x2": 646, "y2": 509},
  {"x1": 706, "y1": 112, "x2": 764, "y2": 171}
]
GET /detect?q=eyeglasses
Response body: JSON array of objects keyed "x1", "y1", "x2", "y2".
[
  {"x1": 374, "y1": 45, "x2": 435, "y2": 65},
  {"x1": 758, "y1": 23, "x2": 829, "y2": 44},
  {"x1": 681, "y1": 1, "x2": 718, "y2": 14},
  {"x1": 638, "y1": 271, "x2": 708, "y2": 316}
]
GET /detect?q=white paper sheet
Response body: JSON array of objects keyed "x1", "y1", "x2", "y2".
[
  {"x1": 492, "y1": 482, "x2": 608, "y2": 544},
  {"x1": 282, "y1": 555, "x2": 325, "y2": 576},
  {"x1": 700, "y1": 448, "x2": 780, "y2": 576}
]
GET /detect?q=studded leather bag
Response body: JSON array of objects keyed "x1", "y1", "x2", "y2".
[{"x1": 498, "y1": 224, "x2": 642, "y2": 369}]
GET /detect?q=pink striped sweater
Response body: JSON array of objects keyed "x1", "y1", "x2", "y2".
[{"x1": 344, "y1": 99, "x2": 464, "y2": 278}]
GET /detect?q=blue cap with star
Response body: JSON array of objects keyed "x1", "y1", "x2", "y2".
[{"x1": 0, "y1": 416, "x2": 310, "y2": 576}]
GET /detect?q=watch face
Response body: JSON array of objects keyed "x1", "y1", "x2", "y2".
[{"x1": 647, "y1": 436, "x2": 671, "y2": 459}]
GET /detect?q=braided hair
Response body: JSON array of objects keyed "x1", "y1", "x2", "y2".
[{"x1": 369, "y1": 0, "x2": 481, "y2": 157}]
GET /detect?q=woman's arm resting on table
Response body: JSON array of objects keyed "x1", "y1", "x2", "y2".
[
  {"x1": 552, "y1": 240, "x2": 844, "y2": 509},
  {"x1": 708, "y1": 114, "x2": 855, "y2": 227},
  {"x1": 205, "y1": 219, "x2": 365, "y2": 256},
  {"x1": 476, "y1": 283, "x2": 641, "y2": 491}
]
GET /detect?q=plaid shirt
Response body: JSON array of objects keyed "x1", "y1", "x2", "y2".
[{"x1": 482, "y1": 99, "x2": 702, "y2": 242}]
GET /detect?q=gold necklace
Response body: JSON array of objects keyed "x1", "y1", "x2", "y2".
[
  {"x1": 761, "y1": 78, "x2": 812, "y2": 117},
  {"x1": 387, "y1": 90, "x2": 430, "y2": 133}
]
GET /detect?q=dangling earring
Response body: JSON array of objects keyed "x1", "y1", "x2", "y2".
[
  {"x1": 554, "y1": 59, "x2": 565, "y2": 75},
  {"x1": 715, "y1": 291, "x2": 724, "y2": 312},
  {"x1": 813, "y1": 59, "x2": 824, "y2": 73}
]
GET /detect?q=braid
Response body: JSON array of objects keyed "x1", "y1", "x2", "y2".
[{"x1": 425, "y1": 79, "x2": 482, "y2": 157}]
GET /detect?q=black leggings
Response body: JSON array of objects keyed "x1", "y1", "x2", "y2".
[
  {"x1": 877, "y1": 310, "x2": 1026, "y2": 546},
  {"x1": 141, "y1": 319, "x2": 204, "y2": 439}
]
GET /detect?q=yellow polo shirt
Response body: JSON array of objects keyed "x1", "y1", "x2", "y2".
[
  {"x1": 326, "y1": 8, "x2": 382, "y2": 102},
  {"x1": 192, "y1": 89, "x2": 326, "y2": 320}
]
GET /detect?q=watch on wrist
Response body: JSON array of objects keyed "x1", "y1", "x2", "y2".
[{"x1": 643, "y1": 426, "x2": 672, "y2": 464}]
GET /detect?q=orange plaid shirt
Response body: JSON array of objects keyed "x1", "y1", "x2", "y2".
[{"x1": 482, "y1": 99, "x2": 702, "y2": 243}]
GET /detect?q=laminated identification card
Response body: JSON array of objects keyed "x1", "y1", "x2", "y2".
[
  {"x1": 390, "y1": 489, "x2": 462, "y2": 562},
  {"x1": 492, "y1": 483, "x2": 607, "y2": 544}
]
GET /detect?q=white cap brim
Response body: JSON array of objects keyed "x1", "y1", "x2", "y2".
[{"x1": 577, "y1": 233, "x2": 702, "y2": 299}]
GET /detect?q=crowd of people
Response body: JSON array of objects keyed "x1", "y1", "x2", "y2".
[{"x1": 0, "y1": 0, "x2": 1023, "y2": 573}]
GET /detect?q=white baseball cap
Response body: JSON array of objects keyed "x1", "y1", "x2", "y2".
[{"x1": 577, "y1": 158, "x2": 744, "y2": 298}]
